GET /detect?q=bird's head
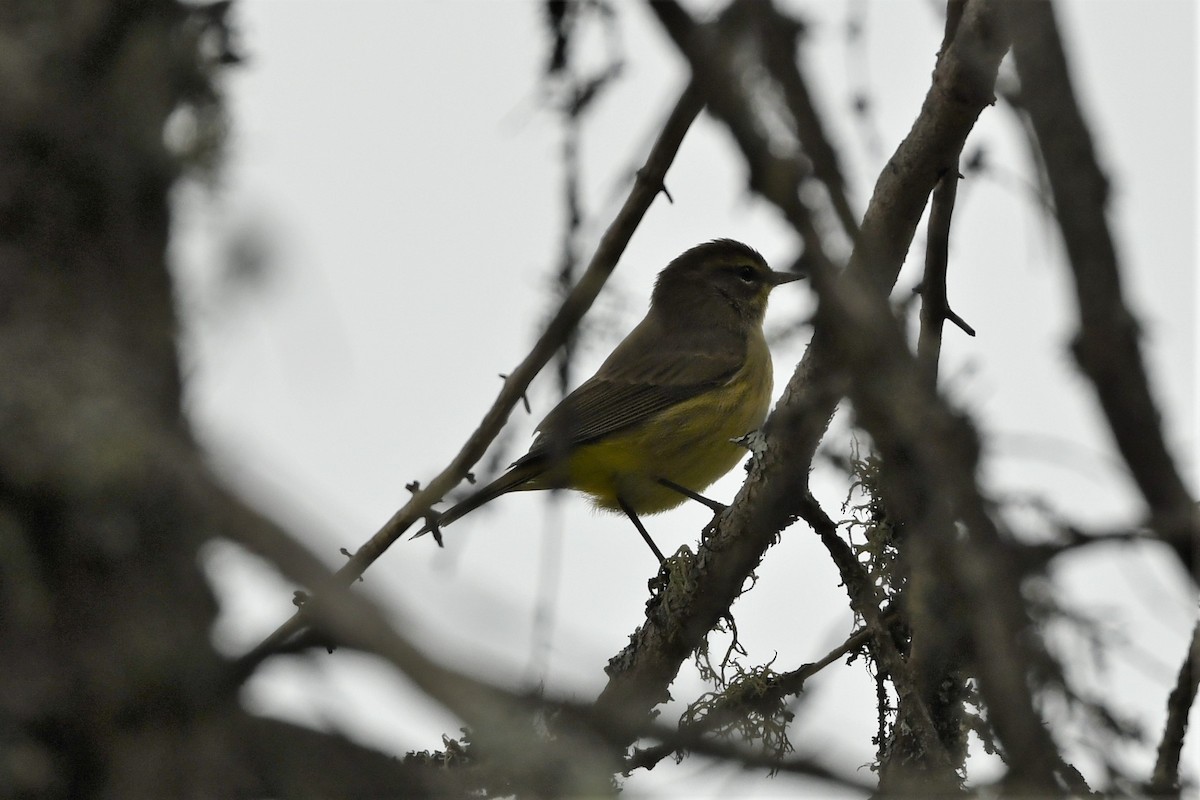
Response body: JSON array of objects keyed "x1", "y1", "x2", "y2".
[{"x1": 652, "y1": 239, "x2": 802, "y2": 326}]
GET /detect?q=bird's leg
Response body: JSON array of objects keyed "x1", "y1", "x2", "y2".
[
  {"x1": 657, "y1": 477, "x2": 726, "y2": 515},
  {"x1": 617, "y1": 496, "x2": 666, "y2": 564}
]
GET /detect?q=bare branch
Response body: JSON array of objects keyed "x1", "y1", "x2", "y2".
[
  {"x1": 1002, "y1": 0, "x2": 1198, "y2": 581},
  {"x1": 916, "y1": 163, "x2": 973, "y2": 386}
]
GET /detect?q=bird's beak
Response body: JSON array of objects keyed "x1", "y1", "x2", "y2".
[{"x1": 767, "y1": 269, "x2": 805, "y2": 287}]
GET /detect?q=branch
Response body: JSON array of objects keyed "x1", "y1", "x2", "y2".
[
  {"x1": 108, "y1": 436, "x2": 618, "y2": 794},
  {"x1": 624, "y1": 731, "x2": 873, "y2": 793},
  {"x1": 915, "y1": 162, "x2": 974, "y2": 386},
  {"x1": 241, "y1": 716, "x2": 445, "y2": 796},
  {"x1": 1002, "y1": 0, "x2": 1198, "y2": 581},
  {"x1": 795, "y1": 496, "x2": 954, "y2": 765},
  {"x1": 1148, "y1": 615, "x2": 1200, "y2": 796},
  {"x1": 235, "y1": 81, "x2": 706, "y2": 673}
]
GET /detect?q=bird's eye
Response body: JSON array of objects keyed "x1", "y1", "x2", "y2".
[{"x1": 736, "y1": 265, "x2": 758, "y2": 283}]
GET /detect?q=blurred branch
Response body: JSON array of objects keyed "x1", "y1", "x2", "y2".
[
  {"x1": 236, "y1": 716, "x2": 445, "y2": 796},
  {"x1": 236, "y1": 81, "x2": 706, "y2": 673},
  {"x1": 213, "y1": 474, "x2": 873, "y2": 792},
  {"x1": 649, "y1": 0, "x2": 845, "y2": 272},
  {"x1": 1002, "y1": 0, "x2": 1198, "y2": 582},
  {"x1": 756, "y1": 9, "x2": 860, "y2": 242},
  {"x1": 1020, "y1": 522, "x2": 1161, "y2": 568},
  {"x1": 1148, "y1": 615, "x2": 1200, "y2": 796},
  {"x1": 44, "y1": 427, "x2": 622, "y2": 796},
  {"x1": 212, "y1": 474, "x2": 625, "y2": 794}
]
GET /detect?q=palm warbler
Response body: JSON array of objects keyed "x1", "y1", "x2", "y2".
[{"x1": 415, "y1": 239, "x2": 800, "y2": 561}]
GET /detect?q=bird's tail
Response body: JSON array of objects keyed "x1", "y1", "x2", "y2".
[{"x1": 411, "y1": 464, "x2": 540, "y2": 540}]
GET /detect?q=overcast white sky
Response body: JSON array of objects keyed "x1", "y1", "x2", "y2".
[{"x1": 174, "y1": 1, "x2": 1197, "y2": 795}]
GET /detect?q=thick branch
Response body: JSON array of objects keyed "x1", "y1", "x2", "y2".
[{"x1": 1002, "y1": 0, "x2": 1197, "y2": 580}]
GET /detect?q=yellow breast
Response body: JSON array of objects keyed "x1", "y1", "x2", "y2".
[{"x1": 564, "y1": 331, "x2": 774, "y2": 514}]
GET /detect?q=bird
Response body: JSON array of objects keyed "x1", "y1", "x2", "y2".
[{"x1": 414, "y1": 239, "x2": 801, "y2": 562}]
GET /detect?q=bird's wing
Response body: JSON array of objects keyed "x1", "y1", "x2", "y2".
[{"x1": 514, "y1": 316, "x2": 745, "y2": 465}]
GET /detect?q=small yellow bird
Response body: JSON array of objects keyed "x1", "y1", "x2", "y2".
[{"x1": 415, "y1": 239, "x2": 800, "y2": 561}]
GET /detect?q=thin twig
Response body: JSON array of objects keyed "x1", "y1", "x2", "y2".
[{"x1": 915, "y1": 161, "x2": 969, "y2": 386}]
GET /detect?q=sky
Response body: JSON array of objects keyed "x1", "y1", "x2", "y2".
[{"x1": 173, "y1": 1, "x2": 1197, "y2": 795}]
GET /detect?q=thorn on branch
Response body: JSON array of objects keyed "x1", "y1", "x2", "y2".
[
  {"x1": 946, "y1": 308, "x2": 976, "y2": 337},
  {"x1": 335, "y1": 549, "x2": 364, "y2": 581},
  {"x1": 635, "y1": 167, "x2": 673, "y2": 203},
  {"x1": 499, "y1": 374, "x2": 532, "y2": 413},
  {"x1": 405, "y1": 480, "x2": 421, "y2": 494}
]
